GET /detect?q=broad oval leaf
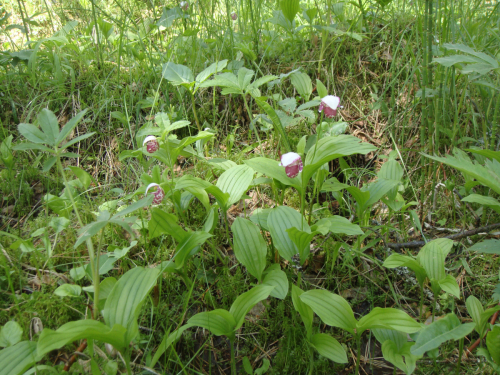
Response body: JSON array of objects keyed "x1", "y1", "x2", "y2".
[
  {"x1": 417, "y1": 238, "x2": 454, "y2": 281},
  {"x1": 382, "y1": 253, "x2": 427, "y2": 287},
  {"x1": 37, "y1": 320, "x2": 128, "y2": 358},
  {"x1": 314, "y1": 216, "x2": 364, "y2": 236},
  {"x1": 438, "y1": 274, "x2": 460, "y2": 298},
  {"x1": 232, "y1": 217, "x2": 268, "y2": 282},
  {"x1": 244, "y1": 157, "x2": 302, "y2": 193},
  {"x1": 229, "y1": 285, "x2": 275, "y2": 330},
  {"x1": 300, "y1": 289, "x2": 357, "y2": 334},
  {"x1": 280, "y1": 0, "x2": 300, "y2": 22},
  {"x1": 487, "y1": 325, "x2": 500, "y2": 365},
  {"x1": 54, "y1": 284, "x2": 82, "y2": 297},
  {"x1": 372, "y1": 329, "x2": 407, "y2": 351},
  {"x1": 468, "y1": 239, "x2": 500, "y2": 254},
  {"x1": 187, "y1": 309, "x2": 236, "y2": 338},
  {"x1": 0, "y1": 322, "x2": 22, "y2": 348},
  {"x1": 262, "y1": 264, "x2": 289, "y2": 300},
  {"x1": 0, "y1": 341, "x2": 38, "y2": 375},
  {"x1": 267, "y1": 206, "x2": 308, "y2": 262},
  {"x1": 286, "y1": 227, "x2": 315, "y2": 265},
  {"x1": 149, "y1": 209, "x2": 186, "y2": 242},
  {"x1": 310, "y1": 333, "x2": 347, "y2": 363},
  {"x1": 216, "y1": 165, "x2": 254, "y2": 208},
  {"x1": 357, "y1": 308, "x2": 421, "y2": 333},
  {"x1": 173, "y1": 231, "x2": 212, "y2": 269},
  {"x1": 291, "y1": 285, "x2": 313, "y2": 338},
  {"x1": 411, "y1": 314, "x2": 475, "y2": 356},
  {"x1": 102, "y1": 267, "x2": 160, "y2": 343},
  {"x1": 162, "y1": 62, "x2": 194, "y2": 86}
]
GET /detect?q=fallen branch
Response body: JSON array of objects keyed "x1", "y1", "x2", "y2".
[
  {"x1": 387, "y1": 223, "x2": 500, "y2": 250},
  {"x1": 64, "y1": 339, "x2": 87, "y2": 371}
]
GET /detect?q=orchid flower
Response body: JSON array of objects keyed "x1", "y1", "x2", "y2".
[
  {"x1": 280, "y1": 152, "x2": 303, "y2": 178},
  {"x1": 145, "y1": 183, "x2": 165, "y2": 205},
  {"x1": 318, "y1": 95, "x2": 340, "y2": 118},
  {"x1": 180, "y1": 1, "x2": 188, "y2": 11},
  {"x1": 231, "y1": 11, "x2": 238, "y2": 20},
  {"x1": 143, "y1": 135, "x2": 159, "y2": 153}
]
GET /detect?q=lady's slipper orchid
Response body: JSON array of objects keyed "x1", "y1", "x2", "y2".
[
  {"x1": 143, "y1": 135, "x2": 159, "y2": 153},
  {"x1": 318, "y1": 95, "x2": 340, "y2": 118},
  {"x1": 231, "y1": 11, "x2": 238, "y2": 20},
  {"x1": 180, "y1": 1, "x2": 188, "y2": 11},
  {"x1": 280, "y1": 152, "x2": 303, "y2": 178},
  {"x1": 145, "y1": 183, "x2": 165, "y2": 205}
]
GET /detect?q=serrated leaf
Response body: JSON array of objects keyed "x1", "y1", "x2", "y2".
[
  {"x1": 300, "y1": 289, "x2": 357, "y2": 334},
  {"x1": 232, "y1": 217, "x2": 267, "y2": 282},
  {"x1": 411, "y1": 314, "x2": 475, "y2": 356}
]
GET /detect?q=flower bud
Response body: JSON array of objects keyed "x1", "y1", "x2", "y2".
[
  {"x1": 143, "y1": 135, "x2": 159, "y2": 153},
  {"x1": 318, "y1": 95, "x2": 340, "y2": 118},
  {"x1": 180, "y1": 1, "x2": 188, "y2": 11},
  {"x1": 145, "y1": 183, "x2": 165, "y2": 205},
  {"x1": 280, "y1": 152, "x2": 303, "y2": 178},
  {"x1": 231, "y1": 12, "x2": 238, "y2": 20}
]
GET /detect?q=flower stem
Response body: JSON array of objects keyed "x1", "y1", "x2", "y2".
[
  {"x1": 355, "y1": 334, "x2": 361, "y2": 375},
  {"x1": 191, "y1": 94, "x2": 201, "y2": 132},
  {"x1": 230, "y1": 339, "x2": 236, "y2": 375},
  {"x1": 307, "y1": 346, "x2": 314, "y2": 375},
  {"x1": 456, "y1": 337, "x2": 464, "y2": 375}
]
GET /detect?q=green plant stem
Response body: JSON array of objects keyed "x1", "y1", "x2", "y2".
[
  {"x1": 124, "y1": 351, "x2": 133, "y2": 375},
  {"x1": 456, "y1": 337, "x2": 464, "y2": 375},
  {"x1": 355, "y1": 334, "x2": 361, "y2": 375},
  {"x1": 191, "y1": 94, "x2": 201, "y2": 131},
  {"x1": 419, "y1": 287, "x2": 425, "y2": 323},
  {"x1": 308, "y1": 346, "x2": 314, "y2": 375},
  {"x1": 230, "y1": 339, "x2": 236, "y2": 375},
  {"x1": 56, "y1": 157, "x2": 99, "y2": 317},
  {"x1": 432, "y1": 292, "x2": 437, "y2": 323}
]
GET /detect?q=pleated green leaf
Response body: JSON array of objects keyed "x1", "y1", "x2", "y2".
[
  {"x1": 310, "y1": 333, "x2": 347, "y2": 363},
  {"x1": 0, "y1": 341, "x2": 38, "y2": 375},
  {"x1": 229, "y1": 285, "x2": 275, "y2": 330},
  {"x1": 216, "y1": 165, "x2": 254, "y2": 208},
  {"x1": 267, "y1": 206, "x2": 308, "y2": 262}
]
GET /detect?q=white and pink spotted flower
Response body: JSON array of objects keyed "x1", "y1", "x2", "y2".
[
  {"x1": 280, "y1": 152, "x2": 303, "y2": 178},
  {"x1": 180, "y1": 1, "x2": 188, "y2": 11},
  {"x1": 231, "y1": 12, "x2": 238, "y2": 20},
  {"x1": 143, "y1": 135, "x2": 159, "y2": 153},
  {"x1": 318, "y1": 95, "x2": 340, "y2": 118},
  {"x1": 145, "y1": 183, "x2": 165, "y2": 205}
]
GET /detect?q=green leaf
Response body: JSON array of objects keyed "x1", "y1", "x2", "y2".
[
  {"x1": 149, "y1": 209, "x2": 186, "y2": 242},
  {"x1": 280, "y1": 0, "x2": 300, "y2": 22},
  {"x1": 37, "y1": 109, "x2": 59, "y2": 146},
  {"x1": 462, "y1": 194, "x2": 500, "y2": 214},
  {"x1": 56, "y1": 109, "x2": 88, "y2": 146},
  {"x1": 487, "y1": 325, "x2": 500, "y2": 365},
  {"x1": 102, "y1": 267, "x2": 160, "y2": 343},
  {"x1": 216, "y1": 165, "x2": 254, "y2": 208},
  {"x1": 68, "y1": 166, "x2": 92, "y2": 189},
  {"x1": 195, "y1": 60, "x2": 228, "y2": 89},
  {"x1": 17, "y1": 123, "x2": 48, "y2": 144},
  {"x1": 300, "y1": 289, "x2": 357, "y2": 334},
  {"x1": 253, "y1": 97, "x2": 292, "y2": 152},
  {"x1": 286, "y1": 227, "x2": 315, "y2": 265},
  {"x1": 54, "y1": 284, "x2": 82, "y2": 297},
  {"x1": 290, "y1": 71, "x2": 312, "y2": 101},
  {"x1": 231, "y1": 217, "x2": 268, "y2": 282},
  {"x1": 417, "y1": 238, "x2": 454, "y2": 281},
  {"x1": 254, "y1": 358, "x2": 270, "y2": 375},
  {"x1": 372, "y1": 329, "x2": 407, "y2": 351},
  {"x1": 310, "y1": 333, "x2": 347, "y2": 363},
  {"x1": 242, "y1": 356, "x2": 254, "y2": 375},
  {"x1": 383, "y1": 253, "x2": 427, "y2": 287},
  {"x1": 291, "y1": 285, "x2": 314, "y2": 338},
  {"x1": 411, "y1": 314, "x2": 475, "y2": 356},
  {"x1": 173, "y1": 231, "x2": 212, "y2": 269},
  {"x1": 250, "y1": 208, "x2": 272, "y2": 231},
  {"x1": 262, "y1": 265, "x2": 289, "y2": 300},
  {"x1": 423, "y1": 152, "x2": 500, "y2": 195},
  {"x1": 244, "y1": 157, "x2": 302, "y2": 193},
  {"x1": 314, "y1": 216, "x2": 364, "y2": 236},
  {"x1": 37, "y1": 320, "x2": 128, "y2": 358},
  {"x1": 150, "y1": 324, "x2": 193, "y2": 368},
  {"x1": 381, "y1": 341, "x2": 420, "y2": 375},
  {"x1": 437, "y1": 275, "x2": 460, "y2": 298},
  {"x1": 162, "y1": 62, "x2": 194, "y2": 87},
  {"x1": 187, "y1": 310, "x2": 236, "y2": 338},
  {"x1": 11, "y1": 142, "x2": 54, "y2": 152},
  {"x1": 229, "y1": 285, "x2": 275, "y2": 330},
  {"x1": 468, "y1": 239, "x2": 500, "y2": 254},
  {"x1": 60, "y1": 132, "x2": 95, "y2": 150},
  {"x1": 303, "y1": 135, "x2": 376, "y2": 190},
  {"x1": 267, "y1": 206, "x2": 308, "y2": 262},
  {"x1": 357, "y1": 308, "x2": 421, "y2": 333},
  {"x1": 0, "y1": 341, "x2": 38, "y2": 375},
  {"x1": 316, "y1": 79, "x2": 328, "y2": 99},
  {"x1": 0, "y1": 322, "x2": 22, "y2": 348}
]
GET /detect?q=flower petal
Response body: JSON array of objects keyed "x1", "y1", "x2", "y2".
[
  {"x1": 280, "y1": 152, "x2": 301, "y2": 167},
  {"x1": 321, "y1": 95, "x2": 340, "y2": 110}
]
